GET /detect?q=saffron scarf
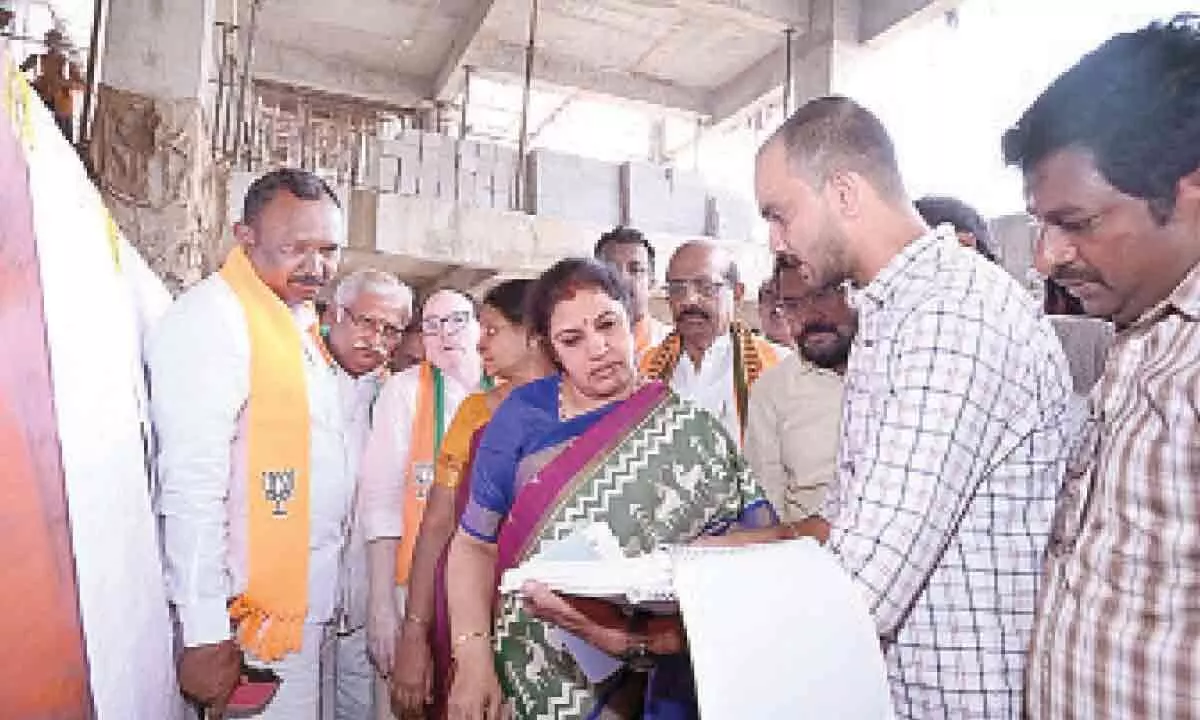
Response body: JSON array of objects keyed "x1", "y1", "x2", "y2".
[
  {"x1": 395, "y1": 362, "x2": 447, "y2": 584},
  {"x1": 639, "y1": 322, "x2": 779, "y2": 441},
  {"x1": 220, "y1": 246, "x2": 312, "y2": 662}
]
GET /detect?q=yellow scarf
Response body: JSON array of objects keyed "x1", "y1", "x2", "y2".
[{"x1": 220, "y1": 246, "x2": 311, "y2": 662}]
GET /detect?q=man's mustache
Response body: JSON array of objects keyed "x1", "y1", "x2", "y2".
[
  {"x1": 290, "y1": 274, "x2": 326, "y2": 286},
  {"x1": 352, "y1": 340, "x2": 387, "y2": 357},
  {"x1": 800, "y1": 323, "x2": 839, "y2": 339},
  {"x1": 678, "y1": 307, "x2": 711, "y2": 322},
  {"x1": 1050, "y1": 264, "x2": 1103, "y2": 286}
]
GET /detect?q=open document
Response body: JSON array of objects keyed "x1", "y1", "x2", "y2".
[{"x1": 500, "y1": 527, "x2": 894, "y2": 718}]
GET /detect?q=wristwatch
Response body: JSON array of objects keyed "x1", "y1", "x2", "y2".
[
  {"x1": 620, "y1": 639, "x2": 655, "y2": 672},
  {"x1": 620, "y1": 609, "x2": 656, "y2": 673}
]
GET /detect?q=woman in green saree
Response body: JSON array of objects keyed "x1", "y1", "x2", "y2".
[{"x1": 445, "y1": 258, "x2": 778, "y2": 720}]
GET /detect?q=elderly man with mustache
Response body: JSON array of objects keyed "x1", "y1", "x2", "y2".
[
  {"x1": 641, "y1": 241, "x2": 786, "y2": 447},
  {"x1": 318, "y1": 270, "x2": 414, "y2": 720}
]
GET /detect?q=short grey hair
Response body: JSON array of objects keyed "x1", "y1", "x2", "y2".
[{"x1": 333, "y1": 270, "x2": 413, "y2": 315}]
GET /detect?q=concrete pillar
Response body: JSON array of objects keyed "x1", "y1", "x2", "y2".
[
  {"x1": 89, "y1": 0, "x2": 225, "y2": 294},
  {"x1": 648, "y1": 117, "x2": 667, "y2": 165},
  {"x1": 789, "y1": 0, "x2": 866, "y2": 107}
]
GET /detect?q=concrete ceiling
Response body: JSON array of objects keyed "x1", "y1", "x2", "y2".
[{"x1": 251, "y1": 0, "x2": 951, "y2": 119}]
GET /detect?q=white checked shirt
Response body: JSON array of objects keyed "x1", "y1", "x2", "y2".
[{"x1": 826, "y1": 232, "x2": 1073, "y2": 719}]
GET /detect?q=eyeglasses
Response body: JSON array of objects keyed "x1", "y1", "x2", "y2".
[
  {"x1": 607, "y1": 261, "x2": 650, "y2": 278},
  {"x1": 777, "y1": 286, "x2": 844, "y2": 316},
  {"x1": 665, "y1": 278, "x2": 727, "y2": 300},
  {"x1": 421, "y1": 310, "x2": 473, "y2": 336},
  {"x1": 341, "y1": 307, "x2": 404, "y2": 342}
]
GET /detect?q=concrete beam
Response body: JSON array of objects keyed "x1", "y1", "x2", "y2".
[
  {"x1": 104, "y1": 0, "x2": 216, "y2": 101},
  {"x1": 252, "y1": 38, "x2": 427, "y2": 107},
  {"x1": 706, "y1": 0, "x2": 871, "y2": 123},
  {"x1": 691, "y1": 0, "x2": 809, "y2": 33},
  {"x1": 859, "y1": 0, "x2": 960, "y2": 44},
  {"x1": 432, "y1": 0, "x2": 499, "y2": 101},
  {"x1": 706, "y1": 43, "x2": 784, "y2": 124},
  {"x1": 466, "y1": 36, "x2": 708, "y2": 114}
]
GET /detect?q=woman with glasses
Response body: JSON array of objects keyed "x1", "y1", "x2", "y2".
[
  {"x1": 445, "y1": 259, "x2": 777, "y2": 720},
  {"x1": 390, "y1": 279, "x2": 554, "y2": 718}
]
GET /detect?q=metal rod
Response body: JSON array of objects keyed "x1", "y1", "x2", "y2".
[
  {"x1": 233, "y1": 0, "x2": 261, "y2": 169},
  {"x1": 515, "y1": 0, "x2": 539, "y2": 212},
  {"x1": 459, "y1": 64, "x2": 472, "y2": 140},
  {"x1": 80, "y1": 0, "x2": 110, "y2": 146},
  {"x1": 212, "y1": 22, "x2": 228, "y2": 155},
  {"x1": 783, "y1": 26, "x2": 796, "y2": 116},
  {"x1": 221, "y1": 25, "x2": 238, "y2": 156}
]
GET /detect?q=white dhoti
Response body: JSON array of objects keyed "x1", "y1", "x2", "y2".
[{"x1": 244, "y1": 623, "x2": 330, "y2": 720}]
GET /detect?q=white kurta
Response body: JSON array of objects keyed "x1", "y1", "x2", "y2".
[{"x1": 147, "y1": 273, "x2": 354, "y2": 651}]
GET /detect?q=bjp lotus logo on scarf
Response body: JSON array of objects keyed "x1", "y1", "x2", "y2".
[{"x1": 263, "y1": 469, "x2": 296, "y2": 516}]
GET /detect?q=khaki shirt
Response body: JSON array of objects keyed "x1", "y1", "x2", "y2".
[{"x1": 744, "y1": 353, "x2": 844, "y2": 522}]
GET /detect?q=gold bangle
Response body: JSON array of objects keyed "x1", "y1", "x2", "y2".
[
  {"x1": 404, "y1": 614, "x2": 428, "y2": 626},
  {"x1": 452, "y1": 630, "x2": 491, "y2": 651}
]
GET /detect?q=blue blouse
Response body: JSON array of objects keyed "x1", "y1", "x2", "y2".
[{"x1": 460, "y1": 375, "x2": 615, "y2": 543}]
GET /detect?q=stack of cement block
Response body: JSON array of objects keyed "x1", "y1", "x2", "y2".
[{"x1": 374, "y1": 131, "x2": 519, "y2": 211}]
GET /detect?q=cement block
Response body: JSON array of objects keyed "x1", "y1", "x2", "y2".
[
  {"x1": 624, "y1": 163, "x2": 709, "y2": 237},
  {"x1": 528, "y1": 150, "x2": 621, "y2": 227},
  {"x1": 378, "y1": 156, "x2": 400, "y2": 194}
]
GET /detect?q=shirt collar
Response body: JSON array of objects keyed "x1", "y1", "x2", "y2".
[
  {"x1": 679, "y1": 332, "x2": 732, "y2": 370},
  {"x1": 1128, "y1": 259, "x2": 1200, "y2": 330},
  {"x1": 1166, "y1": 260, "x2": 1200, "y2": 321},
  {"x1": 853, "y1": 231, "x2": 944, "y2": 310}
]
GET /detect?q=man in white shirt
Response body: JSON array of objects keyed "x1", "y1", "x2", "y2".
[
  {"x1": 319, "y1": 271, "x2": 414, "y2": 720},
  {"x1": 358, "y1": 288, "x2": 483, "y2": 717},
  {"x1": 149, "y1": 168, "x2": 350, "y2": 719},
  {"x1": 641, "y1": 241, "x2": 785, "y2": 444},
  {"x1": 745, "y1": 255, "x2": 855, "y2": 523}
]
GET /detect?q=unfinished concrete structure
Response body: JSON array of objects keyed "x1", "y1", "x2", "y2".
[{"x1": 16, "y1": 0, "x2": 962, "y2": 295}]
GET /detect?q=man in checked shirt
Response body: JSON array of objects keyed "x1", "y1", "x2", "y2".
[
  {"x1": 1005, "y1": 16, "x2": 1200, "y2": 720},
  {"x1": 755, "y1": 96, "x2": 1074, "y2": 718}
]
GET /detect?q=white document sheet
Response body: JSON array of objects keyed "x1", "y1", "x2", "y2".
[{"x1": 673, "y1": 538, "x2": 895, "y2": 720}]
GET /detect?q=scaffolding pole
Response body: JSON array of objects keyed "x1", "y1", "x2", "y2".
[
  {"x1": 459, "y1": 64, "x2": 472, "y2": 140},
  {"x1": 233, "y1": 0, "x2": 261, "y2": 169},
  {"x1": 515, "y1": 0, "x2": 539, "y2": 212},
  {"x1": 782, "y1": 26, "x2": 796, "y2": 116},
  {"x1": 80, "y1": 0, "x2": 110, "y2": 147}
]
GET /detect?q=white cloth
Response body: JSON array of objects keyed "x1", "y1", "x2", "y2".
[
  {"x1": 148, "y1": 273, "x2": 354, "y2": 649},
  {"x1": 357, "y1": 365, "x2": 469, "y2": 543},
  {"x1": 669, "y1": 334, "x2": 740, "y2": 442},
  {"x1": 674, "y1": 539, "x2": 893, "y2": 720},
  {"x1": 331, "y1": 370, "x2": 386, "y2": 720},
  {"x1": 328, "y1": 628, "x2": 373, "y2": 720},
  {"x1": 338, "y1": 370, "x2": 386, "y2": 630},
  {"x1": 251, "y1": 623, "x2": 328, "y2": 720}
]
